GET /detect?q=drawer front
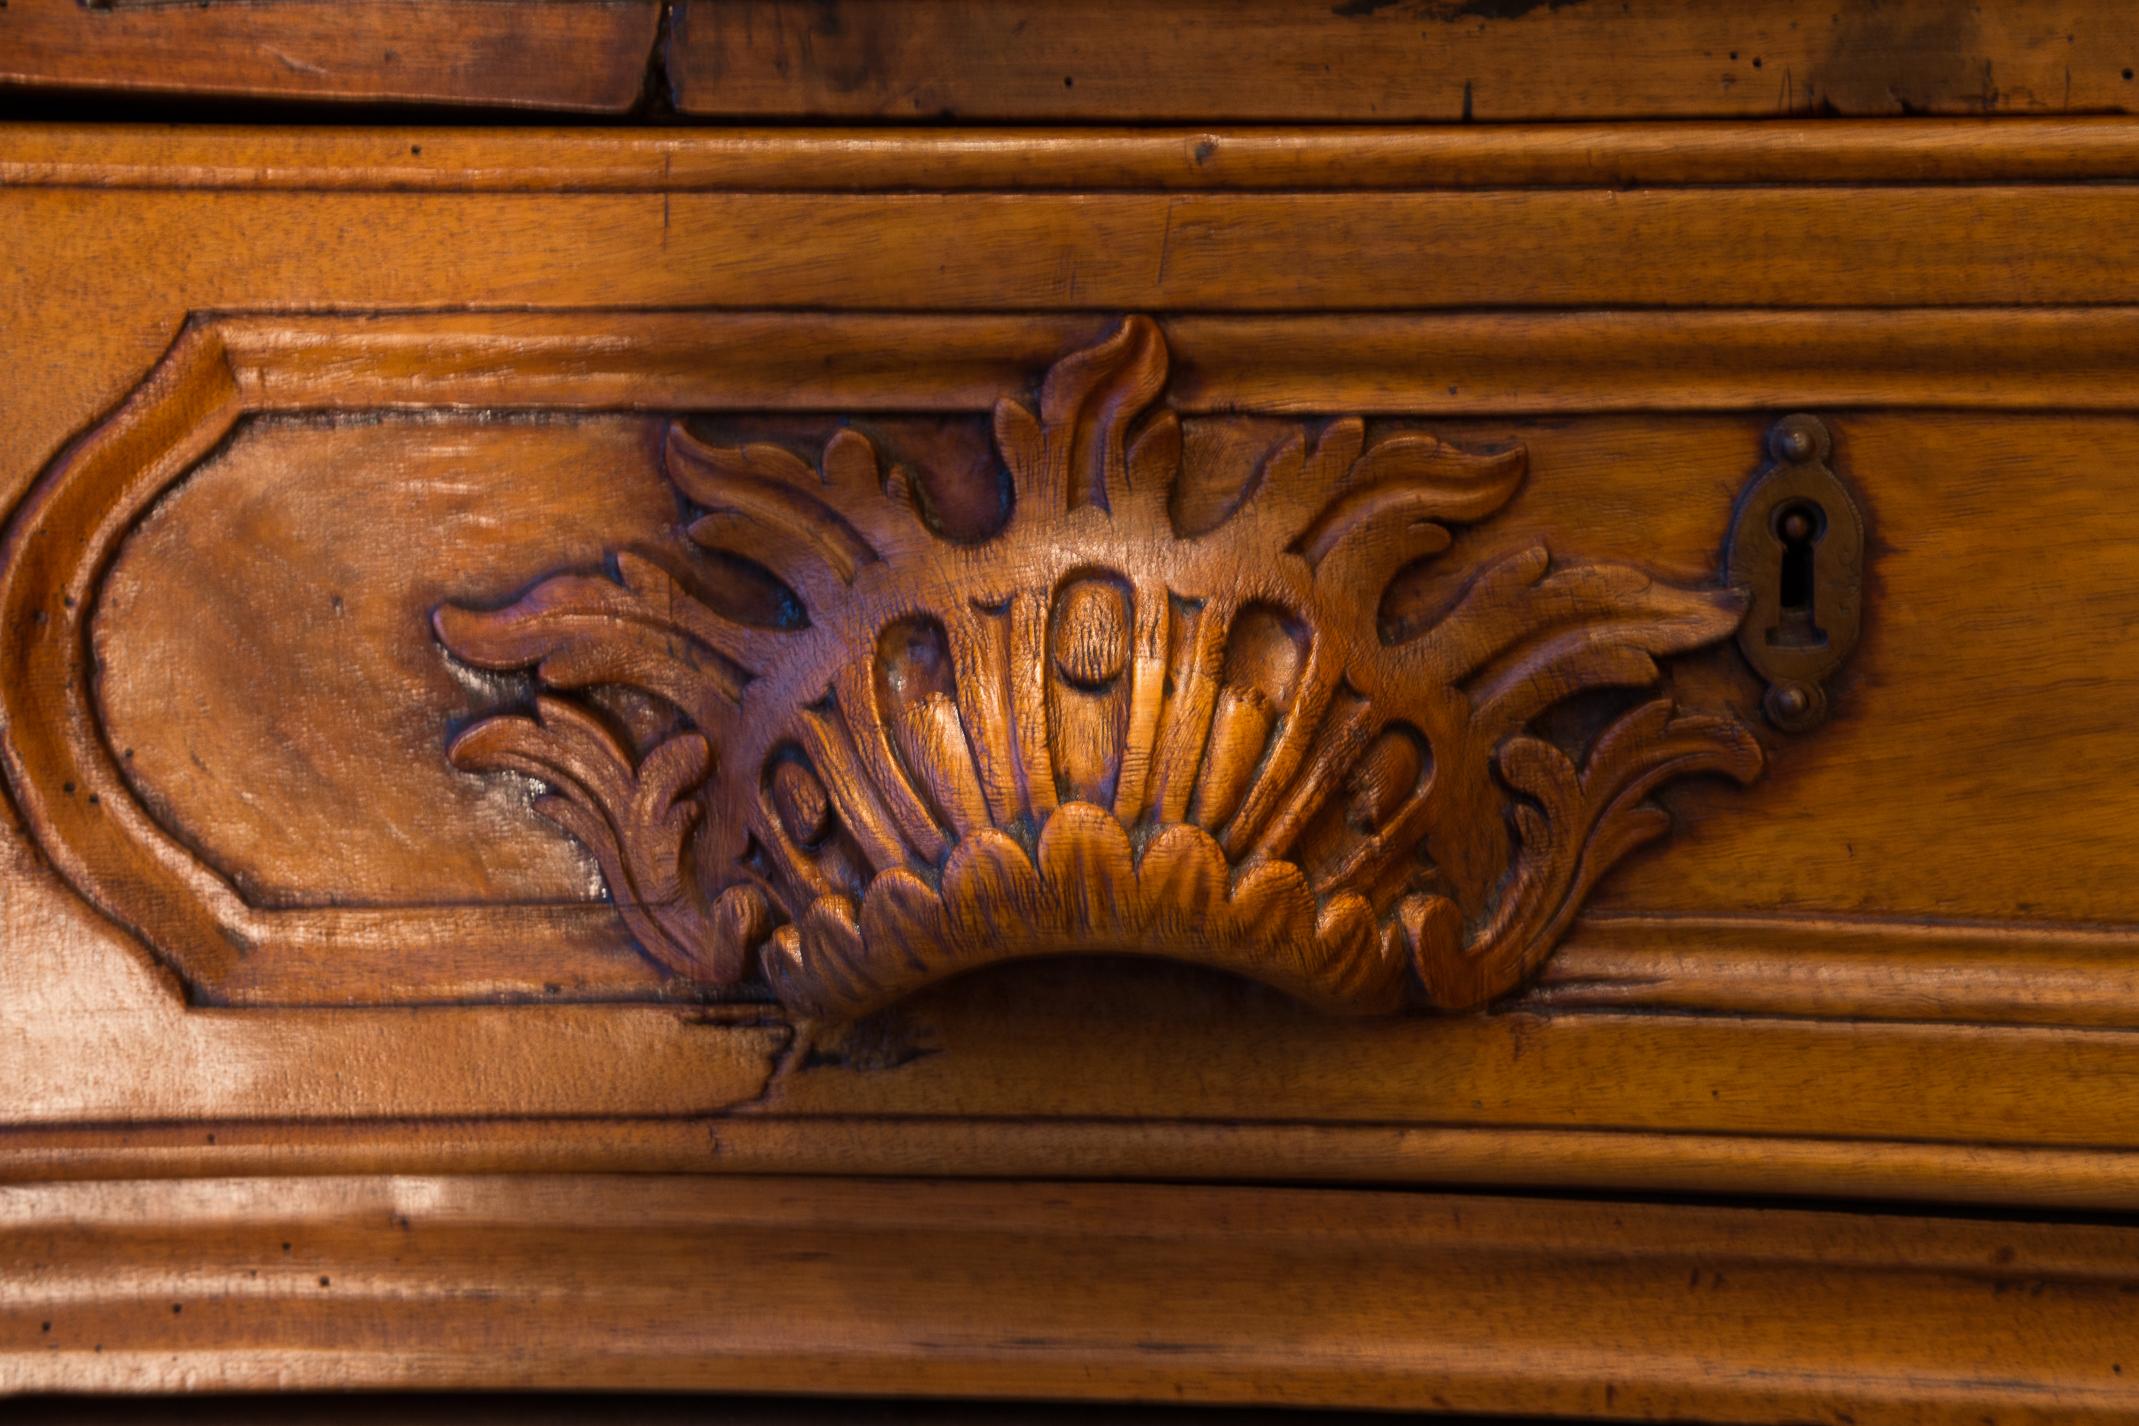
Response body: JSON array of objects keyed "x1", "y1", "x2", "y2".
[{"x1": 5, "y1": 125, "x2": 2139, "y2": 1207}]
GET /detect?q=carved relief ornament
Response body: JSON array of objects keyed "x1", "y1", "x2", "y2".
[{"x1": 437, "y1": 318, "x2": 1761, "y2": 1018}]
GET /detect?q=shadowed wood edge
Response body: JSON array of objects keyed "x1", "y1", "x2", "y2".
[
  {"x1": 4, "y1": 1173, "x2": 2139, "y2": 1415},
  {"x1": 664, "y1": 0, "x2": 2139, "y2": 126}
]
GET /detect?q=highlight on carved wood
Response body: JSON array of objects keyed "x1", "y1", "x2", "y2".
[{"x1": 436, "y1": 318, "x2": 1761, "y2": 1017}]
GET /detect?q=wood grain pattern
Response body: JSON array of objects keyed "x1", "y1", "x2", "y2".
[
  {"x1": 6, "y1": 1401, "x2": 1489, "y2": 1426},
  {"x1": 26, "y1": 148, "x2": 2139, "y2": 527},
  {"x1": 670, "y1": 0, "x2": 2139, "y2": 121},
  {"x1": 9, "y1": 0, "x2": 2137, "y2": 125},
  {"x1": 0, "y1": 0, "x2": 660, "y2": 113},
  {"x1": 24, "y1": 187, "x2": 2139, "y2": 325},
  {"x1": 7, "y1": 1174, "x2": 2139, "y2": 1420},
  {"x1": 17, "y1": 119, "x2": 2139, "y2": 192}
]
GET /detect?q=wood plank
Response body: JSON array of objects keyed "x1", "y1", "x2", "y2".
[
  {"x1": 195, "y1": 307, "x2": 2139, "y2": 417},
  {"x1": 9, "y1": 1399, "x2": 1465, "y2": 1426},
  {"x1": 21, "y1": 187, "x2": 2139, "y2": 368},
  {"x1": 13, "y1": 119, "x2": 2139, "y2": 192},
  {"x1": 0, "y1": 0, "x2": 659, "y2": 113},
  {"x1": 20, "y1": 310, "x2": 2139, "y2": 1014},
  {"x1": 5, "y1": 1174, "x2": 2139, "y2": 1420},
  {"x1": 670, "y1": 0, "x2": 2139, "y2": 121},
  {"x1": 17, "y1": 1116, "x2": 2139, "y2": 1215}
]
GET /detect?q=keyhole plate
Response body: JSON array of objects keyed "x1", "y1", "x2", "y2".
[{"x1": 1724, "y1": 414, "x2": 1865, "y2": 731}]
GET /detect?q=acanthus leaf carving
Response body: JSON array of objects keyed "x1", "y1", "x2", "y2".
[{"x1": 437, "y1": 317, "x2": 1762, "y2": 1019}]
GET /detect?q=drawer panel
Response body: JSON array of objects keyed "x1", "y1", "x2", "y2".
[{"x1": 5, "y1": 125, "x2": 2139, "y2": 1208}]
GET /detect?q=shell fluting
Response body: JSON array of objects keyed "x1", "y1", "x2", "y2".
[{"x1": 438, "y1": 318, "x2": 1761, "y2": 1019}]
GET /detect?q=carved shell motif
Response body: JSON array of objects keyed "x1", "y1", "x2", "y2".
[{"x1": 437, "y1": 319, "x2": 1759, "y2": 1018}]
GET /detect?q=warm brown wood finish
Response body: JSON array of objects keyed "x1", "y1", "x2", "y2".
[
  {"x1": 422, "y1": 318, "x2": 1758, "y2": 1017},
  {"x1": 8, "y1": 124, "x2": 2139, "y2": 1195},
  {"x1": 9, "y1": 1174, "x2": 2139, "y2": 1421},
  {"x1": 23, "y1": 120, "x2": 2139, "y2": 191},
  {"x1": 7, "y1": 102, "x2": 2139, "y2": 1413},
  {"x1": 0, "y1": 0, "x2": 660, "y2": 113},
  {"x1": 670, "y1": 0, "x2": 2139, "y2": 120},
  {"x1": 14, "y1": 0, "x2": 2137, "y2": 124},
  {"x1": 7, "y1": 1404, "x2": 1528, "y2": 1426}
]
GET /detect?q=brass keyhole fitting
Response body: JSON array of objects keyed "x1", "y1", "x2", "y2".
[{"x1": 1724, "y1": 414, "x2": 1866, "y2": 732}]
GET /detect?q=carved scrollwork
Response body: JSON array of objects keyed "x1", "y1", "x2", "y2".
[{"x1": 437, "y1": 318, "x2": 1760, "y2": 1018}]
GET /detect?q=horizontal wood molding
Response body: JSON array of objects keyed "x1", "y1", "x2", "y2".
[
  {"x1": 8, "y1": 1, "x2": 2139, "y2": 127},
  {"x1": 11, "y1": 120, "x2": 2139, "y2": 192},
  {"x1": 212, "y1": 307, "x2": 2139, "y2": 417},
  {"x1": 667, "y1": 0, "x2": 2139, "y2": 123},
  {"x1": 31, "y1": 177, "x2": 2139, "y2": 317},
  {"x1": 0, "y1": 0, "x2": 659, "y2": 113},
  {"x1": 17, "y1": 1117, "x2": 2139, "y2": 1214},
  {"x1": 1547, "y1": 914, "x2": 2139, "y2": 1028},
  {"x1": 6, "y1": 1174, "x2": 2139, "y2": 1418}
]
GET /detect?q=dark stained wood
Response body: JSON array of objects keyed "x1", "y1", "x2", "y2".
[
  {"x1": 670, "y1": 0, "x2": 2139, "y2": 121},
  {"x1": 10, "y1": 1400, "x2": 1528, "y2": 1426},
  {"x1": 0, "y1": 0, "x2": 661, "y2": 114}
]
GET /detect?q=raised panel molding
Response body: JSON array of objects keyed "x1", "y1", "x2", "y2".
[
  {"x1": 1, "y1": 310, "x2": 1776, "y2": 1015},
  {"x1": 7, "y1": 305, "x2": 2139, "y2": 1026}
]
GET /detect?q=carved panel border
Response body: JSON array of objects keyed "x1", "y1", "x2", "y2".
[
  {"x1": 428, "y1": 317, "x2": 1762, "y2": 1018},
  {"x1": 6, "y1": 307, "x2": 2138, "y2": 1023}
]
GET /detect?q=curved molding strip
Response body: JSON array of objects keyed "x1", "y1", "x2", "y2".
[
  {"x1": 14, "y1": 121, "x2": 2139, "y2": 192},
  {"x1": 7, "y1": 1175, "x2": 2138, "y2": 1412}
]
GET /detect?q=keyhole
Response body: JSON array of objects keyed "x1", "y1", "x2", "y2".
[{"x1": 1767, "y1": 500, "x2": 1829, "y2": 648}]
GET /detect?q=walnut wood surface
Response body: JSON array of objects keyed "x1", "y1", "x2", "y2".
[
  {"x1": 18, "y1": 120, "x2": 2139, "y2": 191},
  {"x1": 12, "y1": 0, "x2": 2131, "y2": 124},
  {"x1": 7, "y1": 1175, "x2": 2139, "y2": 1420},
  {"x1": 6, "y1": 123, "x2": 2139, "y2": 1242},
  {"x1": 0, "y1": 0, "x2": 660, "y2": 113},
  {"x1": 10, "y1": 1402, "x2": 1483, "y2": 1426},
  {"x1": 670, "y1": 0, "x2": 2139, "y2": 121}
]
